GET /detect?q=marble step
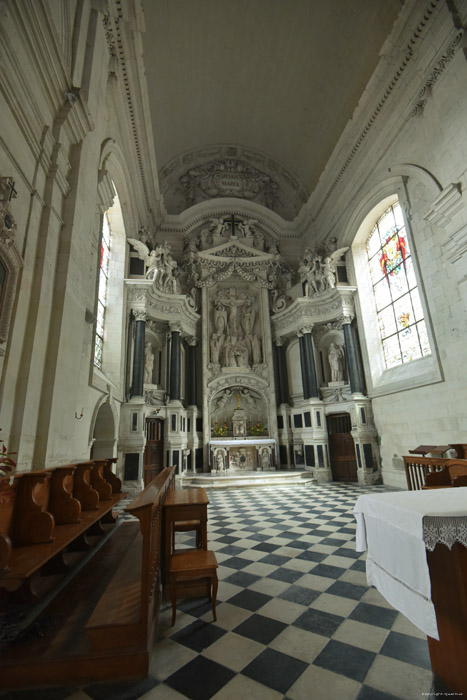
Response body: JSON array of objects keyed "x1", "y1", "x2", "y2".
[{"x1": 178, "y1": 470, "x2": 317, "y2": 489}]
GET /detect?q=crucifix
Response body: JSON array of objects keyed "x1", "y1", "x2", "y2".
[
  {"x1": 226, "y1": 214, "x2": 243, "y2": 238},
  {"x1": 7, "y1": 180, "x2": 17, "y2": 202}
]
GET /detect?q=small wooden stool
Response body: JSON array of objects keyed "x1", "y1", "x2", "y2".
[
  {"x1": 172, "y1": 519, "x2": 203, "y2": 550},
  {"x1": 169, "y1": 550, "x2": 218, "y2": 625}
]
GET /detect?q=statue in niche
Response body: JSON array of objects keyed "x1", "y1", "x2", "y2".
[
  {"x1": 144, "y1": 342, "x2": 154, "y2": 384},
  {"x1": 328, "y1": 342, "x2": 345, "y2": 382},
  {"x1": 251, "y1": 334, "x2": 262, "y2": 365},
  {"x1": 261, "y1": 449, "x2": 270, "y2": 469}
]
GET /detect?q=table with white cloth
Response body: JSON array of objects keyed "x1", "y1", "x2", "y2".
[{"x1": 354, "y1": 488, "x2": 467, "y2": 696}]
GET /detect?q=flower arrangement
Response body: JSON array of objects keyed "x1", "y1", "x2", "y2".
[
  {"x1": 0, "y1": 430, "x2": 16, "y2": 504},
  {"x1": 249, "y1": 422, "x2": 265, "y2": 436},
  {"x1": 212, "y1": 422, "x2": 228, "y2": 437}
]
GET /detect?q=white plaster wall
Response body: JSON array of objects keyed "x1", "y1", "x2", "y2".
[{"x1": 312, "y1": 16, "x2": 467, "y2": 487}]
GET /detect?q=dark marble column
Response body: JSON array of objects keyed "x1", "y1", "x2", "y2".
[
  {"x1": 169, "y1": 324, "x2": 182, "y2": 401},
  {"x1": 130, "y1": 310, "x2": 146, "y2": 398},
  {"x1": 343, "y1": 320, "x2": 366, "y2": 394},
  {"x1": 186, "y1": 337, "x2": 198, "y2": 407},
  {"x1": 298, "y1": 333, "x2": 310, "y2": 399},
  {"x1": 275, "y1": 338, "x2": 290, "y2": 405},
  {"x1": 302, "y1": 329, "x2": 319, "y2": 398}
]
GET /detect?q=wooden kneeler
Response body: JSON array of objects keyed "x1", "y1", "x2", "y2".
[{"x1": 169, "y1": 550, "x2": 218, "y2": 625}]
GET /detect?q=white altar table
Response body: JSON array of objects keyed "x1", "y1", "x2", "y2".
[{"x1": 354, "y1": 488, "x2": 467, "y2": 695}]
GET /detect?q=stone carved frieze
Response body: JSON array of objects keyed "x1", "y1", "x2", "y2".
[
  {"x1": 179, "y1": 159, "x2": 279, "y2": 210},
  {"x1": 207, "y1": 372, "x2": 268, "y2": 402},
  {"x1": 182, "y1": 219, "x2": 292, "y2": 294}
]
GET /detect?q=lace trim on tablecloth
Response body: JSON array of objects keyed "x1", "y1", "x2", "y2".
[{"x1": 423, "y1": 516, "x2": 467, "y2": 551}]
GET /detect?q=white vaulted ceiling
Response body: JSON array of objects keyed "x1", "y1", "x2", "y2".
[{"x1": 142, "y1": 0, "x2": 402, "y2": 218}]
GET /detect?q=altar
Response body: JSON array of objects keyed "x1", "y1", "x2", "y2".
[
  {"x1": 354, "y1": 488, "x2": 467, "y2": 696},
  {"x1": 209, "y1": 438, "x2": 276, "y2": 472}
]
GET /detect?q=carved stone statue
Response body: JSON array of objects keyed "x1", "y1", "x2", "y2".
[
  {"x1": 251, "y1": 334, "x2": 262, "y2": 365},
  {"x1": 298, "y1": 246, "x2": 348, "y2": 297},
  {"x1": 210, "y1": 333, "x2": 224, "y2": 365},
  {"x1": 127, "y1": 238, "x2": 179, "y2": 293},
  {"x1": 328, "y1": 342, "x2": 345, "y2": 382},
  {"x1": 144, "y1": 341, "x2": 154, "y2": 384},
  {"x1": 215, "y1": 450, "x2": 225, "y2": 471}
]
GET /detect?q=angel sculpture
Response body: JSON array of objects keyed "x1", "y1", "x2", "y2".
[
  {"x1": 321, "y1": 247, "x2": 349, "y2": 289},
  {"x1": 237, "y1": 219, "x2": 257, "y2": 238},
  {"x1": 209, "y1": 218, "x2": 228, "y2": 237},
  {"x1": 127, "y1": 238, "x2": 178, "y2": 292}
]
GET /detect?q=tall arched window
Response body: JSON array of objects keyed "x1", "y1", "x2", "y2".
[
  {"x1": 94, "y1": 212, "x2": 111, "y2": 369},
  {"x1": 366, "y1": 200, "x2": 430, "y2": 369}
]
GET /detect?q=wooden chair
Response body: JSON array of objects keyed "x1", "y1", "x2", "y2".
[
  {"x1": 169, "y1": 550, "x2": 218, "y2": 625},
  {"x1": 172, "y1": 520, "x2": 203, "y2": 551}
]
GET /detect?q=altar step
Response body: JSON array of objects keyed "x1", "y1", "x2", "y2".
[{"x1": 179, "y1": 469, "x2": 317, "y2": 489}]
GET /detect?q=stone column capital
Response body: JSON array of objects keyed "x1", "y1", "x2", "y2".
[
  {"x1": 299, "y1": 325, "x2": 313, "y2": 335},
  {"x1": 133, "y1": 309, "x2": 147, "y2": 322},
  {"x1": 186, "y1": 336, "x2": 198, "y2": 346},
  {"x1": 169, "y1": 322, "x2": 183, "y2": 334},
  {"x1": 339, "y1": 313, "x2": 354, "y2": 325}
]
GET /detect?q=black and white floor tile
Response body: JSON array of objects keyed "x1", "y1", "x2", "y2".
[{"x1": 2, "y1": 482, "x2": 442, "y2": 700}]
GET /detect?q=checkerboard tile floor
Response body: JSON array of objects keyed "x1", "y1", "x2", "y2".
[{"x1": 2, "y1": 482, "x2": 442, "y2": 700}]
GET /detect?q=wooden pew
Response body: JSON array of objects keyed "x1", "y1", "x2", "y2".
[
  {"x1": 0, "y1": 467, "x2": 175, "y2": 690},
  {"x1": 403, "y1": 456, "x2": 450, "y2": 490},
  {"x1": 0, "y1": 459, "x2": 123, "y2": 600},
  {"x1": 423, "y1": 460, "x2": 467, "y2": 489}
]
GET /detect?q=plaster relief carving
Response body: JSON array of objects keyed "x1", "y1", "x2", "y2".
[
  {"x1": 180, "y1": 159, "x2": 279, "y2": 210},
  {"x1": 209, "y1": 288, "x2": 263, "y2": 369}
]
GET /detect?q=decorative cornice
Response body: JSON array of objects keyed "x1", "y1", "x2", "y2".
[
  {"x1": 411, "y1": 31, "x2": 464, "y2": 117},
  {"x1": 424, "y1": 183, "x2": 464, "y2": 227}
]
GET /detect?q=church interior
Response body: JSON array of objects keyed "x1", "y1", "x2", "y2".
[{"x1": 1, "y1": 0, "x2": 467, "y2": 698}]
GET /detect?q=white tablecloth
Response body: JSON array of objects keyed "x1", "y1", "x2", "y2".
[{"x1": 354, "y1": 488, "x2": 467, "y2": 640}]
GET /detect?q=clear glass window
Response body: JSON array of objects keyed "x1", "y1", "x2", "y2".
[{"x1": 94, "y1": 214, "x2": 111, "y2": 368}]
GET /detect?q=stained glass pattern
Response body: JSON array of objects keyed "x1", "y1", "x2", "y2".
[
  {"x1": 366, "y1": 201, "x2": 431, "y2": 369},
  {"x1": 94, "y1": 214, "x2": 111, "y2": 368}
]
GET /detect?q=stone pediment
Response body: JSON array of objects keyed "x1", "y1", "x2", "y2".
[{"x1": 197, "y1": 238, "x2": 275, "y2": 264}]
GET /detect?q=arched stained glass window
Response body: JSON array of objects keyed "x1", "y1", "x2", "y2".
[
  {"x1": 94, "y1": 213, "x2": 111, "y2": 368},
  {"x1": 366, "y1": 200, "x2": 431, "y2": 369}
]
